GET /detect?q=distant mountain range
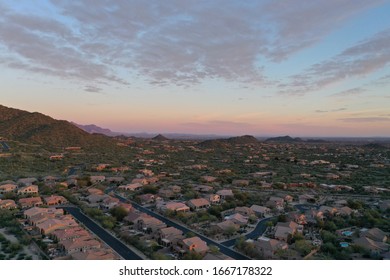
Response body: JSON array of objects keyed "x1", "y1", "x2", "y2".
[
  {"x1": 265, "y1": 135, "x2": 303, "y2": 142},
  {"x1": 0, "y1": 105, "x2": 115, "y2": 149},
  {"x1": 199, "y1": 135, "x2": 258, "y2": 148},
  {"x1": 152, "y1": 134, "x2": 169, "y2": 141},
  {"x1": 72, "y1": 123, "x2": 119, "y2": 137}
]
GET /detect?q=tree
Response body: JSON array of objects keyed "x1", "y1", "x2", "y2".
[
  {"x1": 224, "y1": 226, "x2": 237, "y2": 237},
  {"x1": 278, "y1": 214, "x2": 287, "y2": 223},
  {"x1": 151, "y1": 252, "x2": 170, "y2": 260},
  {"x1": 185, "y1": 231, "x2": 196, "y2": 238},
  {"x1": 183, "y1": 251, "x2": 203, "y2": 260},
  {"x1": 110, "y1": 206, "x2": 129, "y2": 222},
  {"x1": 209, "y1": 245, "x2": 220, "y2": 254},
  {"x1": 294, "y1": 240, "x2": 313, "y2": 256}
]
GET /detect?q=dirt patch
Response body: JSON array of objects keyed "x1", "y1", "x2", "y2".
[{"x1": 0, "y1": 227, "x2": 41, "y2": 260}]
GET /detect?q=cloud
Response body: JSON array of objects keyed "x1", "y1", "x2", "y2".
[
  {"x1": 281, "y1": 28, "x2": 390, "y2": 94},
  {"x1": 84, "y1": 85, "x2": 103, "y2": 93},
  {"x1": 331, "y1": 87, "x2": 367, "y2": 97},
  {"x1": 0, "y1": 0, "x2": 385, "y2": 88},
  {"x1": 261, "y1": 0, "x2": 383, "y2": 61},
  {"x1": 315, "y1": 108, "x2": 346, "y2": 113},
  {"x1": 338, "y1": 117, "x2": 390, "y2": 122}
]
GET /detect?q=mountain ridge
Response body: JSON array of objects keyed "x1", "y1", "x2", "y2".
[{"x1": 0, "y1": 104, "x2": 116, "y2": 149}]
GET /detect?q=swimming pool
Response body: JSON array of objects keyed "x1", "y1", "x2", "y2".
[
  {"x1": 340, "y1": 242, "x2": 349, "y2": 248},
  {"x1": 342, "y1": 231, "x2": 353, "y2": 236}
]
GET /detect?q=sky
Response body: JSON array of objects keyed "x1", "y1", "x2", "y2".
[{"x1": 1, "y1": 0, "x2": 390, "y2": 137}]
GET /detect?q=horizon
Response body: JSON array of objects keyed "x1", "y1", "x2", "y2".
[{"x1": 1, "y1": 1, "x2": 390, "y2": 137}]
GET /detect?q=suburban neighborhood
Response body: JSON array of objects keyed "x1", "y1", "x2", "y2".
[{"x1": 0, "y1": 135, "x2": 389, "y2": 260}]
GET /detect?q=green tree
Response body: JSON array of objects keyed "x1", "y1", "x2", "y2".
[
  {"x1": 224, "y1": 225, "x2": 237, "y2": 237},
  {"x1": 294, "y1": 240, "x2": 313, "y2": 256},
  {"x1": 110, "y1": 206, "x2": 129, "y2": 222}
]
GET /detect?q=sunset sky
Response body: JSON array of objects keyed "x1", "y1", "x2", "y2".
[{"x1": 1, "y1": 0, "x2": 390, "y2": 137}]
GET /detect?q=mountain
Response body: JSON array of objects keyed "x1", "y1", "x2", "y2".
[
  {"x1": 0, "y1": 104, "x2": 116, "y2": 149},
  {"x1": 198, "y1": 135, "x2": 258, "y2": 148},
  {"x1": 265, "y1": 135, "x2": 303, "y2": 143},
  {"x1": 226, "y1": 135, "x2": 258, "y2": 144},
  {"x1": 72, "y1": 123, "x2": 119, "y2": 136},
  {"x1": 152, "y1": 134, "x2": 169, "y2": 141}
]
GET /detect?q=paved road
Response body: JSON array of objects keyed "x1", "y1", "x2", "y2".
[
  {"x1": 0, "y1": 141, "x2": 10, "y2": 151},
  {"x1": 221, "y1": 204, "x2": 320, "y2": 247},
  {"x1": 221, "y1": 217, "x2": 273, "y2": 247},
  {"x1": 113, "y1": 193, "x2": 250, "y2": 260},
  {"x1": 61, "y1": 206, "x2": 143, "y2": 260}
]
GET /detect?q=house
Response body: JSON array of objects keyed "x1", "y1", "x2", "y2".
[
  {"x1": 216, "y1": 189, "x2": 234, "y2": 200},
  {"x1": 338, "y1": 206, "x2": 354, "y2": 216},
  {"x1": 101, "y1": 196, "x2": 120, "y2": 210},
  {"x1": 60, "y1": 236, "x2": 101, "y2": 254},
  {"x1": 334, "y1": 199, "x2": 348, "y2": 207},
  {"x1": 162, "y1": 202, "x2": 190, "y2": 213},
  {"x1": 177, "y1": 237, "x2": 209, "y2": 255},
  {"x1": 137, "y1": 216, "x2": 166, "y2": 233},
  {"x1": 298, "y1": 194, "x2": 316, "y2": 204},
  {"x1": 138, "y1": 193, "x2": 156, "y2": 205},
  {"x1": 85, "y1": 194, "x2": 108, "y2": 204},
  {"x1": 24, "y1": 207, "x2": 64, "y2": 220},
  {"x1": 51, "y1": 226, "x2": 90, "y2": 241},
  {"x1": 19, "y1": 197, "x2": 43, "y2": 208},
  {"x1": 17, "y1": 185, "x2": 39, "y2": 195},
  {"x1": 131, "y1": 178, "x2": 149, "y2": 185},
  {"x1": 0, "y1": 183, "x2": 17, "y2": 194},
  {"x1": 213, "y1": 220, "x2": 240, "y2": 233},
  {"x1": 90, "y1": 176, "x2": 106, "y2": 184},
  {"x1": 254, "y1": 236, "x2": 288, "y2": 259},
  {"x1": 207, "y1": 194, "x2": 221, "y2": 204},
  {"x1": 146, "y1": 177, "x2": 159, "y2": 184},
  {"x1": 123, "y1": 212, "x2": 147, "y2": 224},
  {"x1": 361, "y1": 228, "x2": 388, "y2": 242},
  {"x1": 106, "y1": 176, "x2": 125, "y2": 184},
  {"x1": 187, "y1": 198, "x2": 210, "y2": 211},
  {"x1": 17, "y1": 178, "x2": 37, "y2": 186},
  {"x1": 118, "y1": 203, "x2": 133, "y2": 212},
  {"x1": 354, "y1": 237, "x2": 389, "y2": 255},
  {"x1": 193, "y1": 185, "x2": 213, "y2": 193},
  {"x1": 36, "y1": 216, "x2": 78, "y2": 235},
  {"x1": 43, "y1": 176, "x2": 59, "y2": 187},
  {"x1": 118, "y1": 183, "x2": 143, "y2": 192},
  {"x1": 305, "y1": 209, "x2": 324, "y2": 223},
  {"x1": 318, "y1": 206, "x2": 338, "y2": 216},
  {"x1": 87, "y1": 188, "x2": 104, "y2": 195},
  {"x1": 156, "y1": 227, "x2": 183, "y2": 247},
  {"x1": 168, "y1": 185, "x2": 181, "y2": 193},
  {"x1": 225, "y1": 213, "x2": 248, "y2": 226},
  {"x1": 0, "y1": 199, "x2": 17, "y2": 209},
  {"x1": 250, "y1": 205, "x2": 271, "y2": 217},
  {"x1": 267, "y1": 197, "x2": 284, "y2": 210},
  {"x1": 288, "y1": 212, "x2": 307, "y2": 225},
  {"x1": 234, "y1": 206, "x2": 255, "y2": 217},
  {"x1": 232, "y1": 180, "x2": 249, "y2": 187},
  {"x1": 94, "y1": 163, "x2": 110, "y2": 171},
  {"x1": 139, "y1": 169, "x2": 154, "y2": 177},
  {"x1": 201, "y1": 176, "x2": 217, "y2": 183},
  {"x1": 158, "y1": 188, "x2": 175, "y2": 199},
  {"x1": 284, "y1": 195, "x2": 294, "y2": 203},
  {"x1": 274, "y1": 221, "x2": 300, "y2": 241},
  {"x1": 44, "y1": 195, "x2": 68, "y2": 206}
]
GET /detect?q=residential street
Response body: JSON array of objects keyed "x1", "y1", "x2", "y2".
[
  {"x1": 62, "y1": 206, "x2": 143, "y2": 260},
  {"x1": 113, "y1": 193, "x2": 251, "y2": 260}
]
